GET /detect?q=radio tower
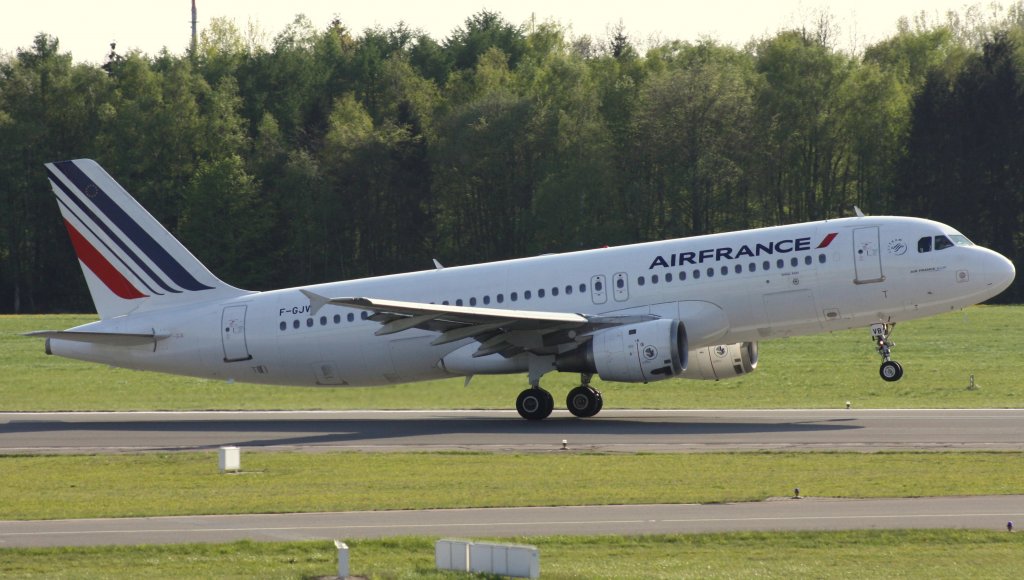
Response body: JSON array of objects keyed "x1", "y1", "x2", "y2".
[{"x1": 190, "y1": 0, "x2": 198, "y2": 58}]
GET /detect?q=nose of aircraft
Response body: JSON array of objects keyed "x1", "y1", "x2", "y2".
[{"x1": 983, "y1": 248, "x2": 1016, "y2": 296}]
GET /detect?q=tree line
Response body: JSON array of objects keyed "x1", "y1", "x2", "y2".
[{"x1": 2, "y1": 6, "x2": 1023, "y2": 313}]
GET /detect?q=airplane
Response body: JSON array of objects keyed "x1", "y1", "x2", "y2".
[{"x1": 27, "y1": 159, "x2": 1016, "y2": 420}]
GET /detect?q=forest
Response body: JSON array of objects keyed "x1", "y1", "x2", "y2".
[{"x1": 2, "y1": 5, "x2": 1024, "y2": 313}]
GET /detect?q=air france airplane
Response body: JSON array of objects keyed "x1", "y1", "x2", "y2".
[{"x1": 28, "y1": 159, "x2": 1016, "y2": 420}]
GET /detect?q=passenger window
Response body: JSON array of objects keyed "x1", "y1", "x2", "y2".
[
  {"x1": 651, "y1": 275, "x2": 659, "y2": 284},
  {"x1": 918, "y1": 237, "x2": 932, "y2": 253},
  {"x1": 763, "y1": 260, "x2": 771, "y2": 271},
  {"x1": 469, "y1": 297, "x2": 477, "y2": 306},
  {"x1": 511, "y1": 292, "x2": 518, "y2": 302},
  {"x1": 483, "y1": 296, "x2": 490, "y2": 305},
  {"x1": 777, "y1": 259, "x2": 785, "y2": 269},
  {"x1": 706, "y1": 267, "x2": 714, "y2": 278},
  {"x1": 565, "y1": 285, "x2": 572, "y2": 295},
  {"x1": 347, "y1": 313, "x2": 354, "y2": 322},
  {"x1": 818, "y1": 254, "x2": 826, "y2": 264},
  {"x1": 456, "y1": 299, "x2": 463, "y2": 306},
  {"x1": 748, "y1": 263, "x2": 756, "y2": 272},
  {"x1": 280, "y1": 321, "x2": 287, "y2": 331},
  {"x1": 320, "y1": 316, "x2": 327, "y2": 326},
  {"x1": 360, "y1": 312, "x2": 369, "y2": 320},
  {"x1": 525, "y1": 290, "x2": 532, "y2": 300},
  {"x1": 334, "y1": 314, "x2": 341, "y2": 324},
  {"x1": 306, "y1": 318, "x2": 314, "y2": 327},
  {"x1": 551, "y1": 287, "x2": 559, "y2": 296},
  {"x1": 538, "y1": 289, "x2": 546, "y2": 298},
  {"x1": 935, "y1": 235, "x2": 954, "y2": 250},
  {"x1": 693, "y1": 269, "x2": 701, "y2": 279},
  {"x1": 579, "y1": 283, "x2": 586, "y2": 293},
  {"x1": 594, "y1": 281, "x2": 603, "y2": 291},
  {"x1": 679, "y1": 271, "x2": 687, "y2": 281},
  {"x1": 638, "y1": 276, "x2": 645, "y2": 287},
  {"x1": 442, "y1": 300, "x2": 450, "y2": 305},
  {"x1": 735, "y1": 264, "x2": 743, "y2": 274},
  {"x1": 497, "y1": 294, "x2": 504, "y2": 303},
  {"x1": 293, "y1": 320, "x2": 300, "y2": 329},
  {"x1": 791, "y1": 257, "x2": 799, "y2": 267},
  {"x1": 805, "y1": 255, "x2": 812, "y2": 265},
  {"x1": 721, "y1": 266, "x2": 728, "y2": 276},
  {"x1": 665, "y1": 273, "x2": 673, "y2": 282},
  {"x1": 616, "y1": 278, "x2": 625, "y2": 289}
]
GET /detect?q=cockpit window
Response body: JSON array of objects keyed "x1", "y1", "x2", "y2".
[
  {"x1": 949, "y1": 234, "x2": 974, "y2": 247},
  {"x1": 918, "y1": 237, "x2": 932, "y2": 253},
  {"x1": 934, "y1": 235, "x2": 955, "y2": 251}
]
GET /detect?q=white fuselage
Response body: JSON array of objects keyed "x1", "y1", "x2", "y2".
[{"x1": 50, "y1": 216, "x2": 1015, "y2": 386}]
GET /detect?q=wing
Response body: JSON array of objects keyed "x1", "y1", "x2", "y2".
[{"x1": 301, "y1": 290, "x2": 654, "y2": 358}]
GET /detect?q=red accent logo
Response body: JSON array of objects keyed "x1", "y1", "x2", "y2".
[
  {"x1": 817, "y1": 233, "x2": 838, "y2": 248},
  {"x1": 63, "y1": 220, "x2": 148, "y2": 300}
]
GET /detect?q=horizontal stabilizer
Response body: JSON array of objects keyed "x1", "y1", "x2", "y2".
[{"x1": 24, "y1": 330, "x2": 170, "y2": 347}]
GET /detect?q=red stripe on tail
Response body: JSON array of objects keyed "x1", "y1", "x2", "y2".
[{"x1": 63, "y1": 220, "x2": 148, "y2": 300}]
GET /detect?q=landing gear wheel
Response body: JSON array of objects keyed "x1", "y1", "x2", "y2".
[
  {"x1": 870, "y1": 322, "x2": 904, "y2": 382},
  {"x1": 516, "y1": 388, "x2": 554, "y2": 420},
  {"x1": 566, "y1": 385, "x2": 603, "y2": 418},
  {"x1": 880, "y1": 360, "x2": 903, "y2": 382}
]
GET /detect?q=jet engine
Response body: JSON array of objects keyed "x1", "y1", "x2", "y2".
[
  {"x1": 678, "y1": 342, "x2": 758, "y2": 380},
  {"x1": 556, "y1": 319, "x2": 687, "y2": 383}
]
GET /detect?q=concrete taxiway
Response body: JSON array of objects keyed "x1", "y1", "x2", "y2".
[
  {"x1": 1, "y1": 409, "x2": 1023, "y2": 453},
  {"x1": 1, "y1": 495, "x2": 1021, "y2": 548}
]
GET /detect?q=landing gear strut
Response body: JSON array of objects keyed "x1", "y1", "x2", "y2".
[
  {"x1": 566, "y1": 373, "x2": 603, "y2": 418},
  {"x1": 871, "y1": 322, "x2": 903, "y2": 382}
]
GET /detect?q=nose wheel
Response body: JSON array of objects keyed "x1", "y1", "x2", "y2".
[{"x1": 871, "y1": 323, "x2": 904, "y2": 382}]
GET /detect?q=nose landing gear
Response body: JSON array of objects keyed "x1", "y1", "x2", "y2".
[{"x1": 871, "y1": 322, "x2": 903, "y2": 382}]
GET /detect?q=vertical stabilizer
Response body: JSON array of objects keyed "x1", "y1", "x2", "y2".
[{"x1": 45, "y1": 159, "x2": 249, "y2": 319}]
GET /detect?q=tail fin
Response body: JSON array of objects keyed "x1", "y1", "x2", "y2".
[{"x1": 45, "y1": 159, "x2": 249, "y2": 319}]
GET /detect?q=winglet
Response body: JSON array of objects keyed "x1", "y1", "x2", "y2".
[
  {"x1": 432, "y1": 258, "x2": 444, "y2": 270},
  {"x1": 300, "y1": 289, "x2": 330, "y2": 316}
]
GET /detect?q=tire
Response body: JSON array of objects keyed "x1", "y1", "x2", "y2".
[
  {"x1": 517, "y1": 388, "x2": 554, "y2": 420},
  {"x1": 880, "y1": 360, "x2": 904, "y2": 382},
  {"x1": 566, "y1": 385, "x2": 603, "y2": 418}
]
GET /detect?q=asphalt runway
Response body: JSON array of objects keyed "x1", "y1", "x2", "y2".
[
  {"x1": 1, "y1": 409, "x2": 1023, "y2": 453},
  {"x1": 2, "y1": 496, "x2": 1022, "y2": 548}
]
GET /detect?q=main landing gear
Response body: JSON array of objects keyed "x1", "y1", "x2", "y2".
[
  {"x1": 515, "y1": 373, "x2": 604, "y2": 420},
  {"x1": 871, "y1": 322, "x2": 904, "y2": 382}
]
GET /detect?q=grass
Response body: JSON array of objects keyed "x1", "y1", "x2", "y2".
[
  {"x1": 0, "y1": 451, "x2": 1021, "y2": 520},
  {"x1": 2, "y1": 530, "x2": 1023, "y2": 578},
  {"x1": 3, "y1": 305, "x2": 1023, "y2": 411}
]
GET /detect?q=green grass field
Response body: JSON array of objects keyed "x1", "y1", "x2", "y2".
[
  {"x1": 2, "y1": 305, "x2": 1022, "y2": 411},
  {"x1": 1, "y1": 451, "x2": 1021, "y2": 520},
  {"x1": 2, "y1": 531, "x2": 1023, "y2": 579}
]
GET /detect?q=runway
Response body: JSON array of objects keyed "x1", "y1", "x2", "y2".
[
  {"x1": 1, "y1": 496, "x2": 1021, "y2": 547},
  {"x1": 2, "y1": 409, "x2": 1023, "y2": 453}
]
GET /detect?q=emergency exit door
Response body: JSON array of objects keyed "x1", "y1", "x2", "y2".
[
  {"x1": 853, "y1": 227, "x2": 884, "y2": 284},
  {"x1": 221, "y1": 305, "x2": 252, "y2": 362}
]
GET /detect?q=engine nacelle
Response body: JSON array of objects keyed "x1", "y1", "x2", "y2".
[
  {"x1": 556, "y1": 319, "x2": 687, "y2": 383},
  {"x1": 678, "y1": 342, "x2": 758, "y2": 381}
]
